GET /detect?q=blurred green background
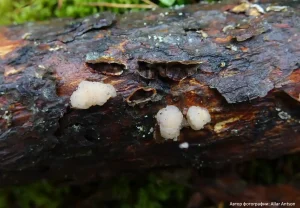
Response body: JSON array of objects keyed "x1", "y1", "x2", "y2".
[
  {"x1": 0, "y1": 0, "x2": 211, "y2": 25},
  {"x1": 0, "y1": 155, "x2": 299, "y2": 208}
]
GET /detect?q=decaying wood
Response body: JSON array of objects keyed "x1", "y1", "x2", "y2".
[{"x1": 0, "y1": 0, "x2": 300, "y2": 186}]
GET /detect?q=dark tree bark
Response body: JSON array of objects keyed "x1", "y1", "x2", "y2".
[{"x1": 0, "y1": 0, "x2": 300, "y2": 187}]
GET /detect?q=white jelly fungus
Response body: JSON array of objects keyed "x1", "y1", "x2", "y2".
[
  {"x1": 70, "y1": 80, "x2": 117, "y2": 109},
  {"x1": 156, "y1": 105, "x2": 183, "y2": 140},
  {"x1": 186, "y1": 106, "x2": 211, "y2": 130}
]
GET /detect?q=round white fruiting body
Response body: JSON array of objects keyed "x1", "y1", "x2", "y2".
[
  {"x1": 186, "y1": 106, "x2": 211, "y2": 130},
  {"x1": 156, "y1": 105, "x2": 183, "y2": 140},
  {"x1": 70, "y1": 80, "x2": 117, "y2": 109}
]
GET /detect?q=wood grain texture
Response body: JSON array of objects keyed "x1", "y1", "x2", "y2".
[{"x1": 0, "y1": 1, "x2": 300, "y2": 185}]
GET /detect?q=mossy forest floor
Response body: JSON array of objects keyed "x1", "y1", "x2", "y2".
[
  {"x1": 0, "y1": 0, "x2": 216, "y2": 25},
  {"x1": 0, "y1": 155, "x2": 299, "y2": 208}
]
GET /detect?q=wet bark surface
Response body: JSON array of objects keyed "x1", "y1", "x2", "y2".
[{"x1": 0, "y1": 1, "x2": 300, "y2": 186}]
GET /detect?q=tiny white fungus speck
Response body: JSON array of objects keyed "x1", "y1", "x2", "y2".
[
  {"x1": 186, "y1": 106, "x2": 211, "y2": 130},
  {"x1": 70, "y1": 81, "x2": 116, "y2": 109},
  {"x1": 179, "y1": 142, "x2": 189, "y2": 149}
]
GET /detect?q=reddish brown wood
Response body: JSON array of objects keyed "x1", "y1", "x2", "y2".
[{"x1": 0, "y1": 1, "x2": 300, "y2": 185}]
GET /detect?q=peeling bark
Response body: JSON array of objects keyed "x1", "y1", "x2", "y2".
[{"x1": 0, "y1": 1, "x2": 300, "y2": 185}]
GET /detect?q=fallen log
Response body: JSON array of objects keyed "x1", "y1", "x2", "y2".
[{"x1": 0, "y1": 0, "x2": 300, "y2": 186}]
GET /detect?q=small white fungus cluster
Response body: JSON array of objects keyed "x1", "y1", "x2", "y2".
[
  {"x1": 156, "y1": 105, "x2": 211, "y2": 140},
  {"x1": 70, "y1": 80, "x2": 117, "y2": 109},
  {"x1": 186, "y1": 106, "x2": 211, "y2": 130},
  {"x1": 156, "y1": 106, "x2": 183, "y2": 140}
]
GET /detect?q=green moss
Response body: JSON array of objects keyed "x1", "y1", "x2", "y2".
[
  {"x1": 0, "y1": 0, "x2": 196, "y2": 25},
  {"x1": 0, "y1": 155, "x2": 299, "y2": 208},
  {"x1": 113, "y1": 173, "x2": 188, "y2": 208},
  {"x1": 0, "y1": 180, "x2": 69, "y2": 208}
]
